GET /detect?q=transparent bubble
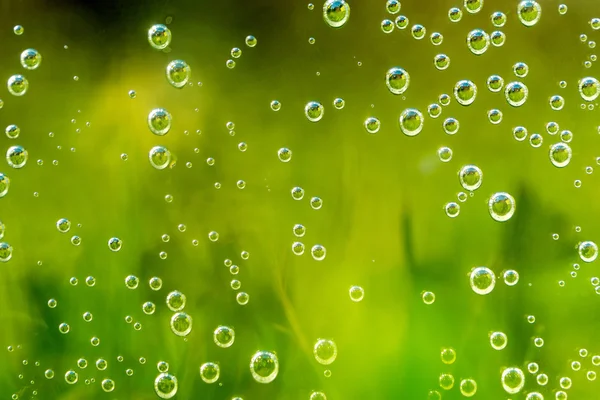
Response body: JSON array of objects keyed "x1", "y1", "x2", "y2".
[
  {"x1": 208, "y1": 231, "x2": 219, "y2": 241},
  {"x1": 386, "y1": 67, "x2": 410, "y2": 95},
  {"x1": 490, "y1": 331, "x2": 508, "y2": 350},
  {"x1": 505, "y1": 81, "x2": 529, "y2": 107},
  {"x1": 487, "y1": 109, "x2": 503, "y2": 124},
  {"x1": 58, "y1": 322, "x2": 70, "y2": 334},
  {"x1": 149, "y1": 276, "x2": 163, "y2": 291},
  {"x1": 399, "y1": 108, "x2": 424, "y2": 136},
  {"x1": 559, "y1": 376, "x2": 572, "y2": 389},
  {"x1": 245, "y1": 35, "x2": 257, "y2": 47},
  {"x1": 333, "y1": 98, "x2": 345, "y2": 109},
  {"x1": 529, "y1": 133, "x2": 543, "y2": 148},
  {"x1": 314, "y1": 339, "x2": 337, "y2": 365},
  {"x1": 44, "y1": 369, "x2": 54, "y2": 379},
  {"x1": 386, "y1": 0, "x2": 400, "y2": 14},
  {"x1": 310, "y1": 391, "x2": 327, "y2": 400},
  {"x1": 466, "y1": 29, "x2": 490, "y2": 55},
  {"x1": 488, "y1": 192, "x2": 516, "y2": 222},
  {"x1": 470, "y1": 267, "x2": 496, "y2": 295},
  {"x1": 558, "y1": 4, "x2": 568, "y2": 14},
  {"x1": 458, "y1": 165, "x2": 483, "y2": 191},
  {"x1": 395, "y1": 15, "x2": 409, "y2": 29},
  {"x1": 13, "y1": 25, "x2": 24, "y2": 35},
  {"x1": 428, "y1": 103, "x2": 442, "y2": 118},
  {"x1": 434, "y1": 54, "x2": 450, "y2": 70},
  {"x1": 533, "y1": 337, "x2": 544, "y2": 347},
  {"x1": 269, "y1": 100, "x2": 281, "y2": 112},
  {"x1": 513, "y1": 62, "x2": 529, "y2": 78},
  {"x1": 149, "y1": 146, "x2": 172, "y2": 170},
  {"x1": 439, "y1": 94, "x2": 451, "y2": 106},
  {"x1": 166, "y1": 60, "x2": 191, "y2": 88},
  {"x1": 487, "y1": 75, "x2": 504, "y2": 92},
  {"x1": 250, "y1": 351, "x2": 279, "y2": 383},
  {"x1": 349, "y1": 285, "x2": 364, "y2": 302},
  {"x1": 579, "y1": 77, "x2": 600, "y2": 101},
  {"x1": 148, "y1": 108, "x2": 172, "y2": 135},
  {"x1": 310, "y1": 197, "x2": 323, "y2": 209},
  {"x1": 550, "y1": 95, "x2": 565, "y2": 110},
  {"x1": 231, "y1": 279, "x2": 241, "y2": 290},
  {"x1": 157, "y1": 361, "x2": 169, "y2": 373},
  {"x1": 226, "y1": 59, "x2": 236, "y2": 69},
  {"x1": 579, "y1": 241, "x2": 598, "y2": 262},
  {"x1": 445, "y1": 202, "x2": 460, "y2": 218},
  {"x1": 83, "y1": 311, "x2": 93, "y2": 322},
  {"x1": 5, "y1": 125, "x2": 20, "y2": 139},
  {"x1": 291, "y1": 186, "x2": 305, "y2": 200},
  {"x1": 128, "y1": 90, "x2": 136, "y2": 98},
  {"x1": 503, "y1": 270, "x2": 519, "y2": 285},
  {"x1": 549, "y1": 143, "x2": 571, "y2": 167},
  {"x1": 154, "y1": 373, "x2": 178, "y2": 399},
  {"x1": 448, "y1": 7, "x2": 463, "y2": 22},
  {"x1": 20, "y1": 49, "x2": 42, "y2": 70},
  {"x1": 292, "y1": 241, "x2": 305, "y2": 255},
  {"x1": 546, "y1": 121, "x2": 559, "y2": 135},
  {"x1": 0, "y1": 242, "x2": 13, "y2": 262},
  {"x1": 236, "y1": 292, "x2": 249, "y2": 305},
  {"x1": 214, "y1": 326, "x2": 235, "y2": 348},
  {"x1": 439, "y1": 373, "x2": 455, "y2": 390},
  {"x1": 491, "y1": 11, "x2": 507, "y2": 27},
  {"x1": 501, "y1": 367, "x2": 525, "y2": 394},
  {"x1": 381, "y1": 19, "x2": 394, "y2": 33},
  {"x1": 457, "y1": 192, "x2": 467, "y2": 202},
  {"x1": 490, "y1": 31, "x2": 505, "y2": 47},
  {"x1": 64, "y1": 370, "x2": 78, "y2": 384},
  {"x1": 411, "y1": 24, "x2": 426, "y2": 40},
  {"x1": 148, "y1": 24, "x2": 172, "y2": 49},
  {"x1": 440, "y1": 348, "x2": 456, "y2": 364},
  {"x1": 438, "y1": 147, "x2": 453, "y2": 162},
  {"x1": 454, "y1": 80, "x2": 477, "y2": 106},
  {"x1": 305, "y1": 101, "x2": 324, "y2": 122},
  {"x1": 108, "y1": 237, "x2": 122, "y2": 251},
  {"x1": 170, "y1": 312, "x2": 192, "y2": 336},
  {"x1": 166, "y1": 290, "x2": 186, "y2": 311},
  {"x1": 48, "y1": 298, "x2": 57, "y2": 308},
  {"x1": 430, "y1": 32, "x2": 443, "y2": 45},
  {"x1": 311, "y1": 244, "x2": 326, "y2": 261},
  {"x1": 143, "y1": 301, "x2": 156, "y2": 315},
  {"x1": 518, "y1": 1, "x2": 542, "y2": 27},
  {"x1": 459, "y1": 378, "x2": 477, "y2": 397},
  {"x1": 364, "y1": 117, "x2": 381, "y2": 134},
  {"x1": 293, "y1": 224, "x2": 306, "y2": 237},
  {"x1": 91, "y1": 337, "x2": 100, "y2": 346},
  {"x1": 560, "y1": 130, "x2": 572, "y2": 143},
  {"x1": 422, "y1": 291, "x2": 436, "y2": 304},
  {"x1": 200, "y1": 362, "x2": 220, "y2": 383},
  {"x1": 322, "y1": 0, "x2": 350, "y2": 28},
  {"x1": 7, "y1": 75, "x2": 28, "y2": 96},
  {"x1": 125, "y1": 275, "x2": 140, "y2": 289}
]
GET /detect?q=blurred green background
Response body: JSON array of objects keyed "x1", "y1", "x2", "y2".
[{"x1": 1, "y1": 0, "x2": 600, "y2": 398}]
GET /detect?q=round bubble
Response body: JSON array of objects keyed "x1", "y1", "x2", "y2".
[
  {"x1": 490, "y1": 331, "x2": 508, "y2": 350},
  {"x1": 501, "y1": 367, "x2": 525, "y2": 394},
  {"x1": 470, "y1": 267, "x2": 496, "y2": 295},
  {"x1": 314, "y1": 339, "x2": 338, "y2": 365},
  {"x1": 6, "y1": 146, "x2": 28, "y2": 169},
  {"x1": 549, "y1": 143, "x2": 571, "y2": 167},
  {"x1": 579, "y1": 77, "x2": 600, "y2": 101},
  {"x1": 458, "y1": 165, "x2": 483, "y2": 191},
  {"x1": 505, "y1": 81, "x2": 528, "y2": 106},
  {"x1": 454, "y1": 80, "x2": 477, "y2": 105},
  {"x1": 349, "y1": 285, "x2": 364, "y2": 302},
  {"x1": 386, "y1": 67, "x2": 410, "y2": 95},
  {"x1": 149, "y1": 146, "x2": 172, "y2": 170},
  {"x1": 166, "y1": 60, "x2": 191, "y2": 88},
  {"x1": 250, "y1": 350, "x2": 279, "y2": 383},
  {"x1": 7, "y1": 75, "x2": 28, "y2": 96},
  {"x1": 579, "y1": 241, "x2": 598, "y2": 262},
  {"x1": 154, "y1": 373, "x2": 178, "y2": 399},
  {"x1": 214, "y1": 325, "x2": 235, "y2": 348},
  {"x1": 305, "y1": 101, "x2": 324, "y2": 122},
  {"x1": 170, "y1": 312, "x2": 192, "y2": 336},
  {"x1": 323, "y1": 0, "x2": 350, "y2": 28},
  {"x1": 399, "y1": 108, "x2": 424, "y2": 136},
  {"x1": 20, "y1": 49, "x2": 42, "y2": 70},
  {"x1": 518, "y1": 1, "x2": 542, "y2": 27},
  {"x1": 364, "y1": 117, "x2": 380, "y2": 134},
  {"x1": 488, "y1": 192, "x2": 516, "y2": 222},
  {"x1": 166, "y1": 290, "x2": 186, "y2": 311},
  {"x1": 487, "y1": 75, "x2": 504, "y2": 92},
  {"x1": 466, "y1": 29, "x2": 490, "y2": 55},
  {"x1": 148, "y1": 108, "x2": 172, "y2": 135},
  {"x1": 200, "y1": 362, "x2": 220, "y2": 383},
  {"x1": 148, "y1": 24, "x2": 172, "y2": 49}
]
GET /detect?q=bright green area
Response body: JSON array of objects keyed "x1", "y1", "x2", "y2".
[{"x1": 1, "y1": 0, "x2": 600, "y2": 398}]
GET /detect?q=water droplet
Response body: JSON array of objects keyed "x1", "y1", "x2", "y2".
[
  {"x1": 148, "y1": 24, "x2": 171, "y2": 50},
  {"x1": 148, "y1": 108, "x2": 172, "y2": 135},
  {"x1": 518, "y1": 1, "x2": 542, "y2": 27},
  {"x1": 20, "y1": 49, "x2": 42, "y2": 70},
  {"x1": 166, "y1": 60, "x2": 191, "y2": 88},
  {"x1": 470, "y1": 267, "x2": 496, "y2": 295},
  {"x1": 250, "y1": 350, "x2": 279, "y2": 383}
]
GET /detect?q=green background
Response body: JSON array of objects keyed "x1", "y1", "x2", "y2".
[{"x1": 1, "y1": 0, "x2": 600, "y2": 398}]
